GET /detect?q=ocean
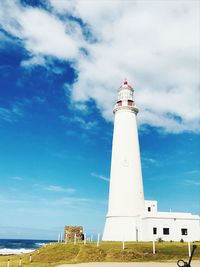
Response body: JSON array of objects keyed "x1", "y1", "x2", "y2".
[{"x1": 0, "y1": 239, "x2": 55, "y2": 255}]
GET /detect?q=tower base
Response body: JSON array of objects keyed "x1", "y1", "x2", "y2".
[{"x1": 102, "y1": 216, "x2": 140, "y2": 241}]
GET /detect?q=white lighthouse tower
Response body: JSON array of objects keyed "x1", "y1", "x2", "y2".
[
  {"x1": 102, "y1": 79, "x2": 200, "y2": 242},
  {"x1": 102, "y1": 79, "x2": 145, "y2": 241}
]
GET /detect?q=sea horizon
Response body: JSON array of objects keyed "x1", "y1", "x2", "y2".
[{"x1": 0, "y1": 238, "x2": 55, "y2": 255}]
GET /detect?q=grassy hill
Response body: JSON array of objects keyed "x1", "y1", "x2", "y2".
[{"x1": 0, "y1": 242, "x2": 199, "y2": 267}]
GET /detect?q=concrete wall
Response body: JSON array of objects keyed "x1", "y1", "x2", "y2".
[
  {"x1": 103, "y1": 216, "x2": 139, "y2": 241},
  {"x1": 140, "y1": 213, "x2": 200, "y2": 241},
  {"x1": 145, "y1": 200, "x2": 158, "y2": 213}
]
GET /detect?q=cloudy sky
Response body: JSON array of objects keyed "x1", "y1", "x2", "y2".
[{"x1": 0, "y1": 0, "x2": 199, "y2": 239}]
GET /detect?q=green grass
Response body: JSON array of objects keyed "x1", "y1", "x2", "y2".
[{"x1": 0, "y1": 242, "x2": 199, "y2": 267}]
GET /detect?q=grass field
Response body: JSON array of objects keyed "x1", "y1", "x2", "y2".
[{"x1": 0, "y1": 241, "x2": 199, "y2": 267}]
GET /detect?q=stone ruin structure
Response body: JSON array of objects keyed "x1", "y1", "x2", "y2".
[{"x1": 64, "y1": 226, "x2": 84, "y2": 242}]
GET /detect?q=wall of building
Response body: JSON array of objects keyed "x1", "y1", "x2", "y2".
[
  {"x1": 145, "y1": 200, "x2": 158, "y2": 213},
  {"x1": 103, "y1": 216, "x2": 139, "y2": 241},
  {"x1": 140, "y1": 214, "x2": 200, "y2": 241}
]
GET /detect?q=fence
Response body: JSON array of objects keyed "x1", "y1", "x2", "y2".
[{"x1": 0, "y1": 237, "x2": 195, "y2": 266}]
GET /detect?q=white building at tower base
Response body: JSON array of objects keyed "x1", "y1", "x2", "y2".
[{"x1": 103, "y1": 200, "x2": 200, "y2": 242}]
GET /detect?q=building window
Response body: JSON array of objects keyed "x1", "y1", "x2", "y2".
[
  {"x1": 163, "y1": 228, "x2": 170, "y2": 235},
  {"x1": 148, "y1": 207, "x2": 151, "y2": 212},
  {"x1": 181, "y1": 228, "x2": 188, "y2": 236},
  {"x1": 153, "y1": 227, "x2": 157, "y2": 235}
]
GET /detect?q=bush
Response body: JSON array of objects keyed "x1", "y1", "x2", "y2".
[{"x1": 180, "y1": 239, "x2": 184, "y2": 243}]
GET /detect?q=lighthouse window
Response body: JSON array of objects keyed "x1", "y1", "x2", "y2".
[
  {"x1": 148, "y1": 207, "x2": 151, "y2": 212},
  {"x1": 163, "y1": 228, "x2": 170, "y2": 235},
  {"x1": 117, "y1": 101, "x2": 122, "y2": 106},
  {"x1": 181, "y1": 228, "x2": 188, "y2": 235},
  {"x1": 153, "y1": 227, "x2": 157, "y2": 235},
  {"x1": 128, "y1": 100, "x2": 133, "y2": 106}
]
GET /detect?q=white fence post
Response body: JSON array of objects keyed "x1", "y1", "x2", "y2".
[
  {"x1": 7, "y1": 259, "x2": 10, "y2": 267},
  {"x1": 188, "y1": 241, "x2": 191, "y2": 257},
  {"x1": 153, "y1": 240, "x2": 156, "y2": 254},
  {"x1": 19, "y1": 258, "x2": 22, "y2": 266},
  {"x1": 84, "y1": 233, "x2": 87, "y2": 245},
  {"x1": 91, "y1": 234, "x2": 93, "y2": 242},
  {"x1": 57, "y1": 233, "x2": 60, "y2": 243},
  {"x1": 122, "y1": 240, "x2": 125, "y2": 250},
  {"x1": 97, "y1": 233, "x2": 100, "y2": 247}
]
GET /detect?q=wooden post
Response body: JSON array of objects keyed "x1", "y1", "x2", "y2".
[
  {"x1": 153, "y1": 240, "x2": 156, "y2": 254},
  {"x1": 97, "y1": 233, "x2": 100, "y2": 247},
  {"x1": 19, "y1": 257, "x2": 22, "y2": 266},
  {"x1": 7, "y1": 259, "x2": 10, "y2": 267},
  {"x1": 29, "y1": 254, "x2": 32, "y2": 263},
  {"x1": 188, "y1": 241, "x2": 191, "y2": 257}
]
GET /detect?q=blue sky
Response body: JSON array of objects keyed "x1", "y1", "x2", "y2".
[{"x1": 0, "y1": 0, "x2": 199, "y2": 240}]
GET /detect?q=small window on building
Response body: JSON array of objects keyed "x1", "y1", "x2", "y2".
[
  {"x1": 148, "y1": 207, "x2": 151, "y2": 212},
  {"x1": 163, "y1": 228, "x2": 169, "y2": 235},
  {"x1": 163, "y1": 228, "x2": 170, "y2": 235},
  {"x1": 181, "y1": 228, "x2": 188, "y2": 236},
  {"x1": 153, "y1": 227, "x2": 157, "y2": 235}
]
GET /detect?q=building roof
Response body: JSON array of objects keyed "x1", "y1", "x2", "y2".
[{"x1": 141, "y1": 211, "x2": 200, "y2": 220}]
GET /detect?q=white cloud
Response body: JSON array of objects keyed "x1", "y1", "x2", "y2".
[
  {"x1": 70, "y1": 116, "x2": 97, "y2": 130},
  {"x1": 52, "y1": 196, "x2": 91, "y2": 206},
  {"x1": 0, "y1": 105, "x2": 24, "y2": 123},
  {"x1": 0, "y1": 0, "x2": 83, "y2": 60},
  {"x1": 185, "y1": 170, "x2": 200, "y2": 175},
  {"x1": 0, "y1": 0, "x2": 199, "y2": 133},
  {"x1": 12, "y1": 176, "x2": 23, "y2": 181},
  {"x1": 0, "y1": 31, "x2": 18, "y2": 48},
  {"x1": 91, "y1": 172, "x2": 109, "y2": 182},
  {"x1": 32, "y1": 96, "x2": 46, "y2": 103},
  {"x1": 51, "y1": 0, "x2": 200, "y2": 133},
  {"x1": 44, "y1": 185, "x2": 76, "y2": 193},
  {"x1": 141, "y1": 157, "x2": 157, "y2": 164},
  {"x1": 20, "y1": 56, "x2": 46, "y2": 68},
  {"x1": 184, "y1": 179, "x2": 200, "y2": 187}
]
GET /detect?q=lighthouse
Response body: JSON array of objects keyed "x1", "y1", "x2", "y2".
[
  {"x1": 102, "y1": 79, "x2": 145, "y2": 241},
  {"x1": 102, "y1": 79, "x2": 200, "y2": 242}
]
